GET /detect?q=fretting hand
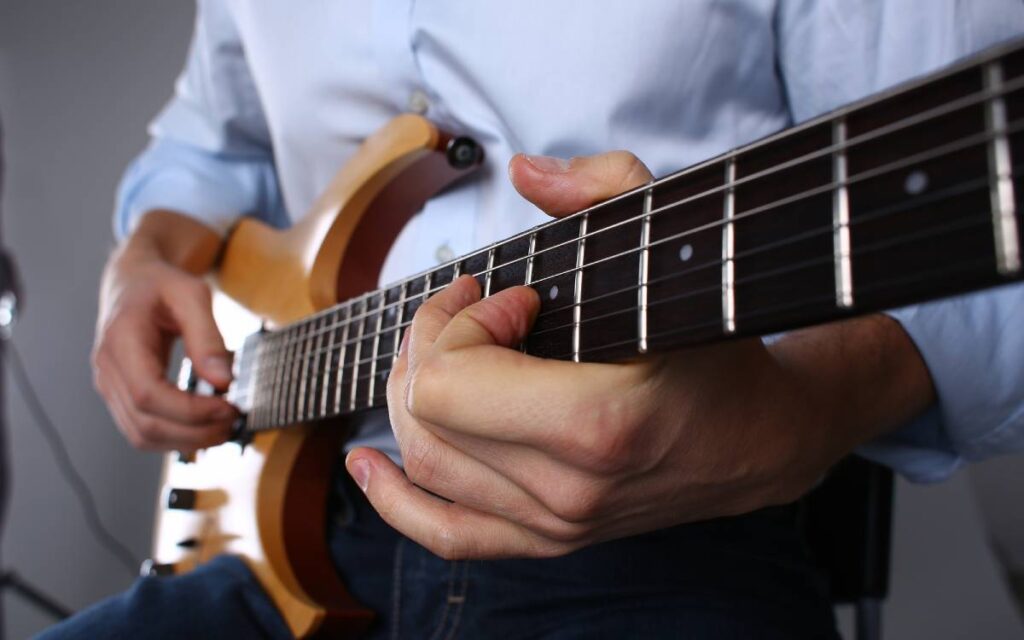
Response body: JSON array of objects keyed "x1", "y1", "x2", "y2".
[{"x1": 346, "y1": 152, "x2": 936, "y2": 559}]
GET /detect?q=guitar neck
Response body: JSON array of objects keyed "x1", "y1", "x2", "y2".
[{"x1": 231, "y1": 37, "x2": 1024, "y2": 432}]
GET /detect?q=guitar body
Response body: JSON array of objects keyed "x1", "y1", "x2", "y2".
[{"x1": 149, "y1": 114, "x2": 481, "y2": 638}]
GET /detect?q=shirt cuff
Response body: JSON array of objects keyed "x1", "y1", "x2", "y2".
[
  {"x1": 114, "y1": 139, "x2": 285, "y2": 240},
  {"x1": 859, "y1": 287, "x2": 1024, "y2": 482}
]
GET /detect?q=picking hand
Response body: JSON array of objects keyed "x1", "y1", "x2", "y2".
[{"x1": 93, "y1": 213, "x2": 236, "y2": 452}]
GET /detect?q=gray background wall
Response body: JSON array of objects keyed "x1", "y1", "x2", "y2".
[{"x1": 0, "y1": 1, "x2": 1021, "y2": 638}]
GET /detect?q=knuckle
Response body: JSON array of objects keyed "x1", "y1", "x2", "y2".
[
  {"x1": 129, "y1": 383, "x2": 156, "y2": 412},
  {"x1": 405, "y1": 355, "x2": 447, "y2": 420},
  {"x1": 545, "y1": 479, "x2": 605, "y2": 523},
  {"x1": 570, "y1": 399, "x2": 641, "y2": 474},
  {"x1": 431, "y1": 526, "x2": 466, "y2": 561},
  {"x1": 401, "y1": 436, "x2": 442, "y2": 488},
  {"x1": 133, "y1": 415, "x2": 162, "y2": 443},
  {"x1": 528, "y1": 514, "x2": 589, "y2": 544}
]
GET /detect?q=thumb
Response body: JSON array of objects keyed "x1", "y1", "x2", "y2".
[
  {"x1": 508, "y1": 151, "x2": 653, "y2": 217},
  {"x1": 164, "y1": 277, "x2": 232, "y2": 389}
]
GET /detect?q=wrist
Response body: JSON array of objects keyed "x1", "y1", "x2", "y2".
[
  {"x1": 769, "y1": 315, "x2": 937, "y2": 456},
  {"x1": 118, "y1": 209, "x2": 223, "y2": 275}
]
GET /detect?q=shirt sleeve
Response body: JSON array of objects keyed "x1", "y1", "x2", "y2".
[
  {"x1": 113, "y1": 0, "x2": 286, "y2": 239},
  {"x1": 776, "y1": 0, "x2": 1024, "y2": 482}
]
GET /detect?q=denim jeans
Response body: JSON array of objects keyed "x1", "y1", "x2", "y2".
[{"x1": 38, "y1": 466, "x2": 838, "y2": 639}]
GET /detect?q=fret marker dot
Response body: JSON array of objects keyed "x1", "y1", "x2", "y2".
[
  {"x1": 679, "y1": 244, "x2": 694, "y2": 262},
  {"x1": 904, "y1": 170, "x2": 928, "y2": 195},
  {"x1": 549, "y1": 285, "x2": 559, "y2": 300}
]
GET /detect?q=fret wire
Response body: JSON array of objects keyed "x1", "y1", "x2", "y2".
[
  {"x1": 264, "y1": 333, "x2": 283, "y2": 429},
  {"x1": 281, "y1": 325, "x2": 297, "y2": 425},
  {"x1": 484, "y1": 247, "x2": 496, "y2": 297},
  {"x1": 247, "y1": 73, "x2": 1024, "y2": 350},
  {"x1": 722, "y1": 157, "x2": 737, "y2": 334},
  {"x1": 832, "y1": 119, "x2": 854, "y2": 308},
  {"x1": 250, "y1": 111, "x2": 1024, "y2": 353},
  {"x1": 638, "y1": 187, "x2": 653, "y2": 353},
  {"x1": 392, "y1": 282, "x2": 408, "y2": 367},
  {"x1": 272, "y1": 329, "x2": 290, "y2": 427},
  {"x1": 296, "y1": 318, "x2": 314, "y2": 421},
  {"x1": 308, "y1": 315, "x2": 325, "y2": 420},
  {"x1": 258, "y1": 334, "x2": 271, "y2": 427},
  {"x1": 367, "y1": 298, "x2": 385, "y2": 406},
  {"x1": 288, "y1": 322, "x2": 307, "y2": 424},
  {"x1": 983, "y1": 61, "x2": 1022, "y2": 274},
  {"x1": 320, "y1": 308, "x2": 338, "y2": 416},
  {"x1": 525, "y1": 232, "x2": 537, "y2": 285},
  {"x1": 348, "y1": 299, "x2": 366, "y2": 412},
  {"x1": 572, "y1": 214, "x2": 588, "y2": 363},
  {"x1": 522, "y1": 232, "x2": 538, "y2": 353},
  {"x1": 236, "y1": 160, "x2": 1012, "y2": 386},
  {"x1": 333, "y1": 302, "x2": 353, "y2": 414}
]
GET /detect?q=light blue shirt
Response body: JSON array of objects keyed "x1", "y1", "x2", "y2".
[{"x1": 116, "y1": 0, "x2": 1024, "y2": 483}]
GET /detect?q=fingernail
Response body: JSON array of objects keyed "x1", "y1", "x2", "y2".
[
  {"x1": 349, "y1": 458, "x2": 371, "y2": 492},
  {"x1": 204, "y1": 356, "x2": 232, "y2": 381},
  {"x1": 524, "y1": 154, "x2": 571, "y2": 174}
]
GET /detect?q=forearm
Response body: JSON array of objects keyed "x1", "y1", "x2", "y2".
[
  {"x1": 769, "y1": 314, "x2": 937, "y2": 455},
  {"x1": 115, "y1": 209, "x2": 223, "y2": 274}
]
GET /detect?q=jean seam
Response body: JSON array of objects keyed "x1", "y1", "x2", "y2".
[
  {"x1": 389, "y1": 539, "x2": 406, "y2": 640},
  {"x1": 442, "y1": 560, "x2": 470, "y2": 640},
  {"x1": 427, "y1": 561, "x2": 457, "y2": 640}
]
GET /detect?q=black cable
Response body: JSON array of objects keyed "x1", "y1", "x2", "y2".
[{"x1": 6, "y1": 344, "x2": 139, "y2": 578}]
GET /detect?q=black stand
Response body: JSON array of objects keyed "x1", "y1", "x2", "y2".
[{"x1": 0, "y1": 110, "x2": 72, "y2": 640}]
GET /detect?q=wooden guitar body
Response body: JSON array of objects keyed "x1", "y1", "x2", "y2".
[{"x1": 148, "y1": 114, "x2": 481, "y2": 638}]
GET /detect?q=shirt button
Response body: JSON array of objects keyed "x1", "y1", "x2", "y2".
[
  {"x1": 435, "y1": 243, "x2": 455, "y2": 263},
  {"x1": 408, "y1": 89, "x2": 430, "y2": 115}
]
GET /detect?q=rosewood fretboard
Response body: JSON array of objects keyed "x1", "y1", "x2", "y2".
[{"x1": 224, "y1": 37, "x2": 1024, "y2": 433}]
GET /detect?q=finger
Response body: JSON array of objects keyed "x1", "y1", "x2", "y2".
[
  {"x1": 507, "y1": 151, "x2": 654, "y2": 217},
  {"x1": 406, "y1": 275, "x2": 480, "y2": 373},
  {"x1": 102, "y1": 355, "x2": 231, "y2": 450},
  {"x1": 346, "y1": 448, "x2": 568, "y2": 560},
  {"x1": 107, "y1": 315, "x2": 237, "y2": 425},
  {"x1": 408, "y1": 286, "x2": 652, "y2": 450},
  {"x1": 387, "y1": 351, "x2": 562, "y2": 532},
  {"x1": 160, "y1": 277, "x2": 232, "y2": 388}
]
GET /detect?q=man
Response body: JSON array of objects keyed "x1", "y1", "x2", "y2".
[{"x1": 44, "y1": 1, "x2": 1024, "y2": 638}]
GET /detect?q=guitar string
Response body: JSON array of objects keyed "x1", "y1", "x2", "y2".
[
  {"x1": 552, "y1": 254, "x2": 1000, "y2": 362},
  {"x1": 237, "y1": 168, "x2": 993, "y2": 399},
  {"x1": 245, "y1": 248, "x2": 1003, "y2": 426},
  {"x1": 233, "y1": 152, "x2": 1008, "y2": 394},
  {"x1": 259, "y1": 240, "x2": 1001, "y2": 423},
  {"x1": 237, "y1": 195, "x2": 1007, "y2": 418},
  {"x1": 235, "y1": 204, "x2": 1005, "y2": 414},
  {"x1": 233, "y1": 106, "x2": 1024, "y2": 408},
  {"x1": 306, "y1": 211, "x2": 995, "y2": 387},
  {"x1": 249, "y1": 113, "x2": 1023, "y2": 360},
  {"x1": 261, "y1": 72, "x2": 1024, "y2": 338}
]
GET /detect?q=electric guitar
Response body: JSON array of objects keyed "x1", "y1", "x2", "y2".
[{"x1": 147, "y1": 38, "x2": 1024, "y2": 637}]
